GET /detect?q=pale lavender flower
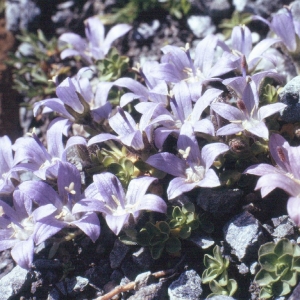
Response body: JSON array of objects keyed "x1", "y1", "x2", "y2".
[
  {"x1": 88, "y1": 106, "x2": 154, "y2": 151},
  {"x1": 211, "y1": 82, "x2": 286, "y2": 139},
  {"x1": 73, "y1": 172, "x2": 167, "y2": 235},
  {"x1": 0, "y1": 136, "x2": 18, "y2": 194},
  {"x1": 245, "y1": 133, "x2": 300, "y2": 225},
  {"x1": 146, "y1": 123, "x2": 229, "y2": 199},
  {"x1": 151, "y1": 36, "x2": 238, "y2": 100},
  {"x1": 254, "y1": 6, "x2": 300, "y2": 54},
  {"x1": 60, "y1": 16, "x2": 132, "y2": 64},
  {"x1": 15, "y1": 162, "x2": 100, "y2": 244},
  {"x1": 147, "y1": 81, "x2": 223, "y2": 148},
  {"x1": 33, "y1": 69, "x2": 112, "y2": 123},
  {"x1": 12, "y1": 117, "x2": 86, "y2": 180},
  {"x1": 229, "y1": 24, "x2": 281, "y2": 75},
  {"x1": 0, "y1": 199, "x2": 35, "y2": 269}
]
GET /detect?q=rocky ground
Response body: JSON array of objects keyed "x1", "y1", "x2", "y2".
[{"x1": 1, "y1": 0, "x2": 300, "y2": 299}]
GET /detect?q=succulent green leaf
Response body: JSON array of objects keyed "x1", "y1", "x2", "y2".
[
  {"x1": 255, "y1": 269, "x2": 278, "y2": 286},
  {"x1": 292, "y1": 256, "x2": 300, "y2": 272},
  {"x1": 227, "y1": 279, "x2": 238, "y2": 296},
  {"x1": 204, "y1": 254, "x2": 220, "y2": 269},
  {"x1": 218, "y1": 270, "x2": 229, "y2": 286},
  {"x1": 150, "y1": 242, "x2": 165, "y2": 259},
  {"x1": 274, "y1": 239, "x2": 294, "y2": 257},
  {"x1": 150, "y1": 232, "x2": 169, "y2": 246},
  {"x1": 209, "y1": 280, "x2": 228, "y2": 295},
  {"x1": 172, "y1": 206, "x2": 184, "y2": 219},
  {"x1": 182, "y1": 202, "x2": 195, "y2": 214},
  {"x1": 107, "y1": 163, "x2": 124, "y2": 175},
  {"x1": 136, "y1": 229, "x2": 151, "y2": 246},
  {"x1": 102, "y1": 156, "x2": 116, "y2": 167},
  {"x1": 202, "y1": 267, "x2": 221, "y2": 284},
  {"x1": 259, "y1": 253, "x2": 278, "y2": 272},
  {"x1": 165, "y1": 237, "x2": 181, "y2": 254},
  {"x1": 281, "y1": 269, "x2": 298, "y2": 287},
  {"x1": 272, "y1": 280, "x2": 292, "y2": 296},
  {"x1": 179, "y1": 225, "x2": 191, "y2": 239},
  {"x1": 294, "y1": 244, "x2": 300, "y2": 257},
  {"x1": 259, "y1": 286, "x2": 273, "y2": 299},
  {"x1": 157, "y1": 221, "x2": 170, "y2": 234},
  {"x1": 258, "y1": 241, "x2": 276, "y2": 256}
]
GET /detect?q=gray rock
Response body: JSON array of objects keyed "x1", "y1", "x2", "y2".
[
  {"x1": 5, "y1": 0, "x2": 40, "y2": 31},
  {"x1": 168, "y1": 269, "x2": 202, "y2": 300},
  {"x1": 271, "y1": 215, "x2": 295, "y2": 239},
  {"x1": 233, "y1": 0, "x2": 291, "y2": 16},
  {"x1": 128, "y1": 281, "x2": 167, "y2": 300},
  {"x1": 288, "y1": 280, "x2": 300, "y2": 299},
  {"x1": 0, "y1": 265, "x2": 29, "y2": 300},
  {"x1": 66, "y1": 276, "x2": 89, "y2": 296},
  {"x1": 188, "y1": 233, "x2": 215, "y2": 250},
  {"x1": 109, "y1": 239, "x2": 130, "y2": 269},
  {"x1": 134, "y1": 271, "x2": 155, "y2": 290},
  {"x1": 237, "y1": 263, "x2": 249, "y2": 274},
  {"x1": 187, "y1": 15, "x2": 216, "y2": 38},
  {"x1": 208, "y1": 296, "x2": 236, "y2": 300},
  {"x1": 279, "y1": 75, "x2": 300, "y2": 122},
  {"x1": 223, "y1": 211, "x2": 269, "y2": 262}
]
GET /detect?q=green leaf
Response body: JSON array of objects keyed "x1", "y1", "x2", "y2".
[
  {"x1": 182, "y1": 202, "x2": 195, "y2": 213},
  {"x1": 272, "y1": 280, "x2": 292, "y2": 296},
  {"x1": 165, "y1": 237, "x2": 181, "y2": 254},
  {"x1": 255, "y1": 269, "x2": 278, "y2": 286},
  {"x1": 202, "y1": 268, "x2": 221, "y2": 284},
  {"x1": 150, "y1": 242, "x2": 165, "y2": 259},
  {"x1": 258, "y1": 241, "x2": 276, "y2": 256},
  {"x1": 281, "y1": 270, "x2": 298, "y2": 287},
  {"x1": 157, "y1": 221, "x2": 170, "y2": 234},
  {"x1": 259, "y1": 286, "x2": 273, "y2": 299},
  {"x1": 227, "y1": 279, "x2": 238, "y2": 296},
  {"x1": 179, "y1": 226, "x2": 191, "y2": 239},
  {"x1": 259, "y1": 253, "x2": 278, "y2": 272},
  {"x1": 292, "y1": 256, "x2": 300, "y2": 272},
  {"x1": 136, "y1": 229, "x2": 151, "y2": 246},
  {"x1": 209, "y1": 280, "x2": 228, "y2": 295},
  {"x1": 274, "y1": 239, "x2": 294, "y2": 256}
]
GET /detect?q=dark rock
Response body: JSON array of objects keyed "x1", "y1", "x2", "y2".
[
  {"x1": 223, "y1": 211, "x2": 270, "y2": 262},
  {"x1": 48, "y1": 287, "x2": 61, "y2": 300},
  {"x1": 168, "y1": 269, "x2": 202, "y2": 300},
  {"x1": 132, "y1": 247, "x2": 154, "y2": 270},
  {"x1": 55, "y1": 281, "x2": 67, "y2": 296},
  {"x1": 84, "y1": 261, "x2": 112, "y2": 289},
  {"x1": 0, "y1": 265, "x2": 30, "y2": 299},
  {"x1": 202, "y1": 0, "x2": 233, "y2": 20},
  {"x1": 32, "y1": 259, "x2": 62, "y2": 270},
  {"x1": 121, "y1": 258, "x2": 144, "y2": 281},
  {"x1": 109, "y1": 239, "x2": 130, "y2": 269},
  {"x1": 196, "y1": 188, "x2": 243, "y2": 220}
]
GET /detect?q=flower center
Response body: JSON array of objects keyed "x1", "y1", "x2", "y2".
[
  {"x1": 10, "y1": 217, "x2": 35, "y2": 241},
  {"x1": 185, "y1": 165, "x2": 205, "y2": 183}
]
